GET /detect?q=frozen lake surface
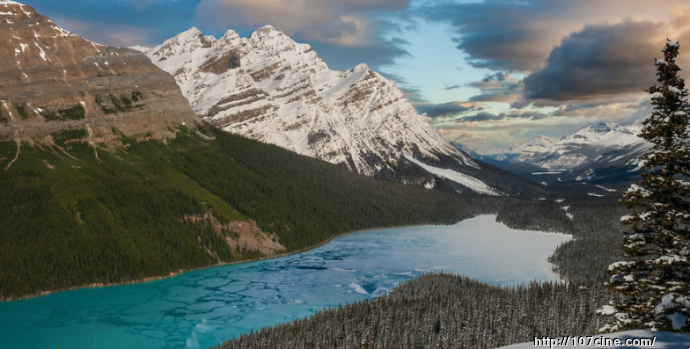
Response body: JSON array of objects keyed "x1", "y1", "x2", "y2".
[{"x1": 0, "y1": 215, "x2": 571, "y2": 349}]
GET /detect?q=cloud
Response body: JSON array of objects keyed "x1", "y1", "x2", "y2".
[
  {"x1": 444, "y1": 84, "x2": 462, "y2": 90},
  {"x1": 415, "y1": 101, "x2": 479, "y2": 118},
  {"x1": 458, "y1": 110, "x2": 549, "y2": 123},
  {"x1": 310, "y1": 37, "x2": 409, "y2": 71},
  {"x1": 468, "y1": 72, "x2": 522, "y2": 102},
  {"x1": 196, "y1": 0, "x2": 408, "y2": 37},
  {"x1": 550, "y1": 98, "x2": 653, "y2": 124},
  {"x1": 523, "y1": 20, "x2": 667, "y2": 102},
  {"x1": 195, "y1": 0, "x2": 411, "y2": 70},
  {"x1": 398, "y1": 86, "x2": 428, "y2": 104},
  {"x1": 425, "y1": 0, "x2": 688, "y2": 72},
  {"x1": 26, "y1": 0, "x2": 412, "y2": 70},
  {"x1": 424, "y1": 0, "x2": 580, "y2": 71}
]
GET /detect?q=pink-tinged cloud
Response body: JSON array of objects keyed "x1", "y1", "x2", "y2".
[
  {"x1": 427, "y1": 0, "x2": 688, "y2": 72},
  {"x1": 523, "y1": 18, "x2": 690, "y2": 103},
  {"x1": 195, "y1": 0, "x2": 407, "y2": 45}
]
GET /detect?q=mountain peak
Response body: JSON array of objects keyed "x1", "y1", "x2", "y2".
[
  {"x1": 221, "y1": 29, "x2": 240, "y2": 42},
  {"x1": 257, "y1": 24, "x2": 277, "y2": 32},
  {"x1": 1, "y1": 0, "x2": 36, "y2": 17},
  {"x1": 589, "y1": 122, "x2": 613, "y2": 133},
  {"x1": 353, "y1": 63, "x2": 370, "y2": 71},
  {"x1": 1, "y1": 1, "x2": 26, "y2": 6},
  {"x1": 147, "y1": 26, "x2": 492, "y2": 191},
  {"x1": 184, "y1": 26, "x2": 202, "y2": 35},
  {"x1": 174, "y1": 27, "x2": 212, "y2": 43},
  {"x1": 250, "y1": 25, "x2": 286, "y2": 40},
  {"x1": 492, "y1": 121, "x2": 649, "y2": 176}
]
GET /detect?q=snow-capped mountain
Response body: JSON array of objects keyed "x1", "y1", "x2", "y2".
[
  {"x1": 146, "y1": 26, "x2": 546, "y2": 197},
  {"x1": 482, "y1": 122, "x2": 651, "y2": 191}
]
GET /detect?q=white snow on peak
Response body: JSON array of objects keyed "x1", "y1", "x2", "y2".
[
  {"x1": 148, "y1": 26, "x2": 473, "y2": 181},
  {"x1": 129, "y1": 45, "x2": 151, "y2": 53},
  {"x1": 497, "y1": 122, "x2": 649, "y2": 172},
  {"x1": 221, "y1": 29, "x2": 240, "y2": 42},
  {"x1": 0, "y1": 1, "x2": 25, "y2": 6}
]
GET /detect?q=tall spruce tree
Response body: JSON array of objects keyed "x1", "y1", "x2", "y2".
[{"x1": 599, "y1": 39, "x2": 690, "y2": 333}]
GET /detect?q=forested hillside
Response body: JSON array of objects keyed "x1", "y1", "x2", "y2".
[
  {"x1": 0, "y1": 123, "x2": 623, "y2": 300},
  {"x1": 216, "y1": 274, "x2": 615, "y2": 349},
  {"x1": 208, "y1": 193, "x2": 628, "y2": 349},
  {"x1": 496, "y1": 196, "x2": 626, "y2": 282},
  {"x1": 0, "y1": 124, "x2": 498, "y2": 300}
]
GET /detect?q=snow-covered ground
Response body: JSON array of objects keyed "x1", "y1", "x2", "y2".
[
  {"x1": 497, "y1": 330, "x2": 690, "y2": 348},
  {"x1": 404, "y1": 155, "x2": 501, "y2": 196}
]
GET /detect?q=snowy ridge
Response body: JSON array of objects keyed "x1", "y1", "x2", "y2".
[
  {"x1": 147, "y1": 26, "x2": 476, "y2": 186},
  {"x1": 476, "y1": 122, "x2": 652, "y2": 190},
  {"x1": 504, "y1": 122, "x2": 649, "y2": 172}
]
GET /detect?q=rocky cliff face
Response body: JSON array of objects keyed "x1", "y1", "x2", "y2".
[
  {"x1": 147, "y1": 26, "x2": 488, "y2": 190},
  {"x1": 0, "y1": 0, "x2": 199, "y2": 144}
]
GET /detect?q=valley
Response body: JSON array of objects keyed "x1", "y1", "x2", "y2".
[
  {"x1": 0, "y1": 215, "x2": 571, "y2": 349},
  {"x1": 478, "y1": 123, "x2": 650, "y2": 192}
]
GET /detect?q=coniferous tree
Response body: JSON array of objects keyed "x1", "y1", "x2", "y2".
[{"x1": 600, "y1": 39, "x2": 690, "y2": 332}]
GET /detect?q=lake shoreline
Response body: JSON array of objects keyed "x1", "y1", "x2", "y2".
[
  {"x1": 1, "y1": 214, "x2": 575, "y2": 349},
  {"x1": 0, "y1": 219, "x2": 457, "y2": 303}
]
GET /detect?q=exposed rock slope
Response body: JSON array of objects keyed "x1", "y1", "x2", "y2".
[{"x1": 0, "y1": 0, "x2": 199, "y2": 143}]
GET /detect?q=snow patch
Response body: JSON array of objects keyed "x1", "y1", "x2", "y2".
[
  {"x1": 404, "y1": 155, "x2": 501, "y2": 196},
  {"x1": 349, "y1": 281, "x2": 368, "y2": 295}
]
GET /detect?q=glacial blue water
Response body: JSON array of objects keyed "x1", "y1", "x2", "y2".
[{"x1": 0, "y1": 215, "x2": 571, "y2": 349}]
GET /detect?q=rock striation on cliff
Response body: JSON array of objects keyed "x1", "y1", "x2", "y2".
[{"x1": 0, "y1": 0, "x2": 199, "y2": 144}]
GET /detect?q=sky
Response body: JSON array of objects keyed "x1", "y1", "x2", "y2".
[{"x1": 22, "y1": 0, "x2": 690, "y2": 154}]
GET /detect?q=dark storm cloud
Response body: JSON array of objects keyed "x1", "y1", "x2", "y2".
[
  {"x1": 415, "y1": 101, "x2": 479, "y2": 118},
  {"x1": 468, "y1": 72, "x2": 522, "y2": 102},
  {"x1": 458, "y1": 111, "x2": 548, "y2": 123},
  {"x1": 482, "y1": 72, "x2": 506, "y2": 82},
  {"x1": 310, "y1": 37, "x2": 410, "y2": 71},
  {"x1": 424, "y1": 0, "x2": 577, "y2": 72},
  {"x1": 461, "y1": 112, "x2": 502, "y2": 122},
  {"x1": 424, "y1": 0, "x2": 687, "y2": 73},
  {"x1": 523, "y1": 20, "x2": 663, "y2": 102}
]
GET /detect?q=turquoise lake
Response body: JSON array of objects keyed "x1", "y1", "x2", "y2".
[{"x1": 0, "y1": 215, "x2": 571, "y2": 349}]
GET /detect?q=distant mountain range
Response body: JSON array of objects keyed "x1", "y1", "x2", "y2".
[
  {"x1": 140, "y1": 26, "x2": 546, "y2": 197},
  {"x1": 473, "y1": 122, "x2": 650, "y2": 193}
]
